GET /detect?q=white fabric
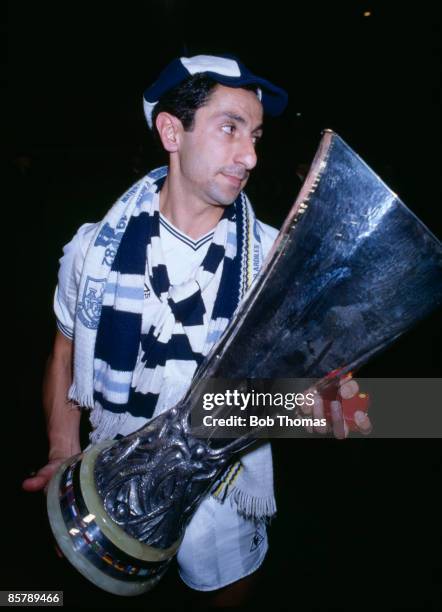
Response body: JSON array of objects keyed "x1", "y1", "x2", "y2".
[
  {"x1": 53, "y1": 216, "x2": 213, "y2": 339},
  {"x1": 179, "y1": 56, "x2": 262, "y2": 102},
  {"x1": 181, "y1": 55, "x2": 241, "y2": 78},
  {"x1": 160, "y1": 214, "x2": 213, "y2": 283},
  {"x1": 177, "y1": 495, "x2": 268, "y2": 591}
]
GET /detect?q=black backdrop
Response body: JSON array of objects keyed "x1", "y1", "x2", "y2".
[{"x1": 8, "y1": 0, "x2": 441, "y2": 608}]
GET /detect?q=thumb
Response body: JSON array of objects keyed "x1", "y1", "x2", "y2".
[{"x1": 22, "y1": 461, "x2": 63, "y2": 493}]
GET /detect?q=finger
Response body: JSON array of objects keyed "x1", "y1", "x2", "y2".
[
  {"x1": 299, "y1": 388, "x2": 314, "y2": 416},
  {"x1": 22, "y1": 474, "x2": 49, "y2": 492},
  {"x1": 22, "y1": 464, "x2": 58, "y2": 492},
  {"x1": 330, "y1": 401, "x2": 348, "y2": 439},
  {"x1": 354, "y1": 411, "x2": 373, "y2": 435},
  {"x1": 312, "y1": 393, "x2": 327, "y2": 434},
  {"x1": 339, "y1": 379, "x2": 359, "y2": 399}
]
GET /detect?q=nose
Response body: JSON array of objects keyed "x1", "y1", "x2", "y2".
[{"x1": 234, "y1": 136, "x2": 258, "y2": 172}]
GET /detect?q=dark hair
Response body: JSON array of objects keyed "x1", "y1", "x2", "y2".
[{"x1": 151, "y1": 73, "x2": 259, "y2": 147}]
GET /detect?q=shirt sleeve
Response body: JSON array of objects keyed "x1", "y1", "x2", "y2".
[{"x1": 53, "y1": 222, "x2": 98, "y2": 339}]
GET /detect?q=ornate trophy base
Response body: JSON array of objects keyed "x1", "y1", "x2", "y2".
[{"x1": 46, "y1": 441, "x2": 181, "y2": 595}]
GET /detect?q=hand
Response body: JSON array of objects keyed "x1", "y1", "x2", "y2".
[
  {"x1": 22, "y1": 457, "x2": 68, "y2": 559},
  {"x1": 22, "y1": 457, "x2": 66, "y2": 494},
  {"x1": 301, "y1": 375, "x2": 373, "y2": 439}
]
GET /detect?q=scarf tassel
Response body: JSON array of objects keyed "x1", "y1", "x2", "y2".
[
  {"x1": 229, "y1": 486, "x2": 277, "y2": 522},
  {"x1": 87, "y1": 403, "x2": 129, "y2": 445},
  {"x1": 211, "y1": 461, "x2": 277, "y2": 521},
  {"x1": 68, "y1": 382, "x2": 94, "y2": 411}
]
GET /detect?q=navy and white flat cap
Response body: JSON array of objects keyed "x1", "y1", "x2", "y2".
[{"x1": 143, "y1": 54, "x2": 288, "y2": 129}]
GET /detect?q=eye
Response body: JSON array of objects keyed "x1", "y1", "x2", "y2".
[{"x1": 221, "y1": 124, "x2": 236, "y2": 135}]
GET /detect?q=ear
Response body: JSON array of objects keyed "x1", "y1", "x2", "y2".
[{"x1": 155, "y1": 112, "x2": 182, "y2": 153}]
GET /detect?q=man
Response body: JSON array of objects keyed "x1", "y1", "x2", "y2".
[{"x1": 22, "y1": 54, "x2": 371, "y2": 605}]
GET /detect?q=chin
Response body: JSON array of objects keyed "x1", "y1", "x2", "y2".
[
  {"x1": 215, "y1": 195, "x2": 237, "y2": 207},
  {"x1": 207, "y1": 185, "x2": 238, "y2": 207}
]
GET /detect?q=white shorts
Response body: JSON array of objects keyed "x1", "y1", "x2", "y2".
[{"x1": 176, "y1": 494, "x2": 268, "y2": 591}]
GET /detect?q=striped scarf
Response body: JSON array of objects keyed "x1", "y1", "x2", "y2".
[{"x1": 69, "y1": 167, "x2": 264, "y2": 427}]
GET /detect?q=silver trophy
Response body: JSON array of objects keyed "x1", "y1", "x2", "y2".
[{"x1": 47, "y1": 131, "x2": 442, "y2": 595}]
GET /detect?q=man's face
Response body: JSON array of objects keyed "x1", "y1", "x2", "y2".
[{"x1": 177, "y1": 84, "x2": 264, "y2": 206}]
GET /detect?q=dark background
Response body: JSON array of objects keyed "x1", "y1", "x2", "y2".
[{"x1": 8, "y1": 0, "x2": 441, "y2": 609}]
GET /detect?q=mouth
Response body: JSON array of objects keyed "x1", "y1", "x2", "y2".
[{"x1": 222, "y1": 174, "x2": 243, "y2": 188}]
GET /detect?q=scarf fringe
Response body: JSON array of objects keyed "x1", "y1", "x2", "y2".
[
  {"x1": 211, "y1": 460, "x2": 277, "y2": 521},
  {"x1": 88, "y1": 403, "x2": 128, "y2": 445},
  {"x1": 68, "y1": 382, "x2": 94, "y2": 410},
  {"x1": 229, "y1": 486, "x2": 277, "y2": 521}
]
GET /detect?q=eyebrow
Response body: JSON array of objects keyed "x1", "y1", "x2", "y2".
[{"x1": 214, "y1": 111, "x2": 264, "y2": 134}]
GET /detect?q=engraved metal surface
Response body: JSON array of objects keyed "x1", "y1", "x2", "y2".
[{"x1": 95, "y1": 404, "x2": 251, "y2": 548}]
